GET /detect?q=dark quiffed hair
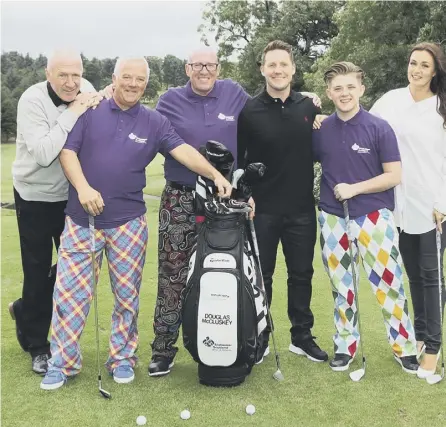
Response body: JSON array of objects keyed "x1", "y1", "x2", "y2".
[
  {"x1": 410, "y1": 42, "x2": 446, "y2": 128},
  {"x1": 261, "y1": 40, "x2": 295, "y2": 65},
  {"x1": 323, "y1": 61, "x2": 365, "y2": 85}
]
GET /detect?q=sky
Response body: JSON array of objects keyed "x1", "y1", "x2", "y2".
[{"x1": 1, "y1": 0, "x2": 217, "y2": 60}]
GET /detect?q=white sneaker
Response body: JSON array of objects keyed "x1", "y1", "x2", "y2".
[{"x1": 255, "y1": 346, "x2": 270, "y2": 365}]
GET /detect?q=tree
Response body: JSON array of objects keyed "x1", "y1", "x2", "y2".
[
  {"x1": 1, "y1": 86, "x2": 17, "y2": 141},
  {"x1": 146, "y1": 56, "x2": 164, "y2": 87},
  {"x1": 304, "y1": 1, "x2": 446, "y2": 112},
  {"x1": 145, "y1": 73, "x2": 162, "y2": 100},
  {"x1": 200, "y1": 0, "x2": 343, "y2": 94},
  {"x1": 82, "y1": 56, "x2": 102, "y2": 91},
  {"x1": 163, "y1": 55, "x2": 187, "y2": 88}
]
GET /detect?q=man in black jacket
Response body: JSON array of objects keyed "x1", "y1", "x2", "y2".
[{"x1": 237, "y1": 40, "x2": 327, "y2": 364}]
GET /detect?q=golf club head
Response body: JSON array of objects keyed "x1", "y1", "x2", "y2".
[
  {"x1": 243, "y1": 163, "x2": 266, "y2": 184},
  {"x1": 233, "y1": 162, "x2": 266, "y2": 201},
  {"x1": 205, "y1": 140, "x2": 235, "y2": 180},
  {"x1": 273, "y1": 369, "x2": 284, "y2": 381},
  {"x1": 349, "y1": 368, "x2": 365, "y2": 382},
  {"x1": 231, "y1": 169, "x2": 245, "y2": 188},
  {"x1": 99, "y1": 388, "x2": 112, "y2": 399}
]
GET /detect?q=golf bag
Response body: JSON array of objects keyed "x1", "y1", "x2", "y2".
[{"x1": 182, "y1": 141, "x2": 268, "y2": 387}]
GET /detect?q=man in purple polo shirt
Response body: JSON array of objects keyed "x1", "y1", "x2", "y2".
[
  {"x1": 40, "y1": 57, "x2": 232, "y2": 391},
  {"x1": 148, "y1": 47, "x2": 250, "y2": 376},
  {"x1": 313, "y1": 61, "x2": 419, "y2": 374}
]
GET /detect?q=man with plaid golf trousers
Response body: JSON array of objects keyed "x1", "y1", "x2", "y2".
[
  {"x1": 40, "y1": 57, "x2": 232, "y2": 391},
  {"x1": 313, "y1": 61, "x2": 419, "y2": 373}
]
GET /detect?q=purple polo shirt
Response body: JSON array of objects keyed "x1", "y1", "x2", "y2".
[
  {"x1": 313, "y1": 107, "x2": 400, "y2": 218},
  {"x1": 156, "y1": 79, "x2": 249, "y2": 187},
  {"x1": 64, "y1": 98, "x2": 184, "y2": 229}
]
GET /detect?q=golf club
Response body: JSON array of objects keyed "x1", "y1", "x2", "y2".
[
  {"x1": 248, "y1": 218, "x2": 284, "y2": 381},
  {"x1": 235, "y1": 163, "x2": 266, "y2": 202},
  {"x1": 205, "y1": 140, "x2": 235, "y2": 181},
  {"x1": 89, "y1": 215, "x2": 112, "y2": 399},
  {"x1": 343, "y1": 201, "x2": 366, "y2": 382},
  {"x1": 426, "y1": 229, "x2": 444, "y2": 385},
  {"x1": 231, "y1": 169, "x2": 245, "y2": 189}
]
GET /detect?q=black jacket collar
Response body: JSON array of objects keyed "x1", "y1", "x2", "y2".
[
  {"x1": 47, "y1": 81, "x2": 74, "y2": 107},
  {"x1": 258, "y1": 88, "x2": 305, "y2": 104}
]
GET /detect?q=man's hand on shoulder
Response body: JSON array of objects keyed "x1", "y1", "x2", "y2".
[
  {"x1": 99, "y1": 84, "x2": 114, "y2": 100},
  {"x1": 313, "y1": 114, "x2": 328, "y2": 130},
  {"x1": 69, "y1": 92, "x2": 103, "y2": 117},
  {"x1": 300, "y1": 91, "x2": 322, "y2": 108}
]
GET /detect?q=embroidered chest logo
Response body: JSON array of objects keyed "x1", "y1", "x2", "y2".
[
  {"x1": 351, "y1": 143, "x2": 370, "y2": 154},
  {"x1": 218, "y1": 113, "x2": 235, "y2": 122},
  {"x1": 128, "y1": 133, "x2": 147, "y2": 144}
]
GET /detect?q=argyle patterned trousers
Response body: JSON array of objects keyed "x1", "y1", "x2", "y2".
[
  {"x1": 48, "y1": 215, "x2": 148, "y2": 376},
  {"x1": 318, "y1": 208, "x2": 416, "y2": 358}
]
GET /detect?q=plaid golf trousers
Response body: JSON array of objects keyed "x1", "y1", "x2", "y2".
[
  {"x1": 318, "y1": 208, "x2": 417, "y2": 358},
  {"x1": 48, "y1": 215, "x2": 148, "y2": 376}
]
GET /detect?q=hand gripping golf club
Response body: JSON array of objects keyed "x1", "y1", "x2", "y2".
[
  {"x1": 89, "y1": 215, "x2": 111, "y2": 399},
  {"x1": 248, "y1": 218, "x2": 284, "y2": 381},
  {"x1": 426, "y1": 229, "x2": 444, "y2": 385},
  {"x1": 343, "y1": 201, "x2": 366, "y2": 382}
]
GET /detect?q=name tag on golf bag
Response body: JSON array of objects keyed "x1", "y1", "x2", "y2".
[{"x1": 182, "y1": 179, "x2": 267, "y2": 386}]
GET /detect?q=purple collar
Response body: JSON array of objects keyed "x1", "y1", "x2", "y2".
[
  {"x1": 185, "y1": 80, "x2": 221, "y2": 100},
  {"x1": 109, "y1": 97, "x2": 141, "y2": 117},
  {"x1": 334, "y1": 106, "x2": 365, "y2": 126}
]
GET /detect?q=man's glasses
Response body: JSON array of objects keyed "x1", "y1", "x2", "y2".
[{"x1": 188, "y1": 63, "x2": 219, "y2": 72}]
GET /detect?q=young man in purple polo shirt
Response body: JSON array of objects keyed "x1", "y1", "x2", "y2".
[
  {"x1": 313, "y1": 61, "x2": 419, "y2": 373},
  {"x1": 40, "y1": 57, "x2": 232, "y2": 390}
]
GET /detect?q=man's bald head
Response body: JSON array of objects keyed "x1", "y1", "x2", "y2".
[
  {"x1": 46, "y1": 49, "x2": 83, "y2": 73},
  {"x1": 188, "y1": 46, "x2": 218, "y2": 64},
  {"x1": 45, "y1": 49, "x2": 84, "y2": 103}
]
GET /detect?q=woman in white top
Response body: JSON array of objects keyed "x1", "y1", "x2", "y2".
[{"x1": 370, "y1": 42, "x2": 446, "y2": 379}]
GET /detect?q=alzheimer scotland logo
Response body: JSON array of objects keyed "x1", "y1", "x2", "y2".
[
  {"x1": 128, "y1": 133, "x2": 147, "y2": 144},
  {"x1": 351, "y1": 143, "x2": 370, "y2": 154}
]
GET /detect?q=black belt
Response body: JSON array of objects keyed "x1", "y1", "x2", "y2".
[{"x1": 166, "y1": 180, "x2": 195, "y2": 192}]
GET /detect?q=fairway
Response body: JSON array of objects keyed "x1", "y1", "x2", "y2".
[{"x1": 1, "y1": 146, "x2": 445, "y2": 427}]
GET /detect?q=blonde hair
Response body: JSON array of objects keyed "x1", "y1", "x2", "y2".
[{"x1": 324, "y1": 61, "x2": 365, "y2": 85}]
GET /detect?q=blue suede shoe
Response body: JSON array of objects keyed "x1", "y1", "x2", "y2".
[
  {"x1": 113, "y1": 365, "x2": 135, "y2": 384},
  {"x1": 40, "y1": 370, "x2": 67, "y2": 390}
]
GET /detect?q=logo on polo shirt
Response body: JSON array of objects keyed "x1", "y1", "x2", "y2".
[
  {"x1": 128, "y1": 133, "x2": 147, "y2": 144},
  {"x1": 351, "y1": 143, "x2": 370, "y2": 154},
  {"x1": 218, "y1": 113, "x2": 235, "y2": 122}
]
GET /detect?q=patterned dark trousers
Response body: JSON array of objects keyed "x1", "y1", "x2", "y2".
[{"x1": 151, "y1": 183, "x2": 197, "y2": 360}]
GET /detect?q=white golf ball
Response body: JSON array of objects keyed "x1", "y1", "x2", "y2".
[
  {"x1": 180, "y1": 409, "x2": 191, "y2": 420},
  {"x1": 136, "y1": 415, "x2": 147, "y2": 426},
  {"x1": 245, "y1": 404, "x2": 256, "y2": 415}
]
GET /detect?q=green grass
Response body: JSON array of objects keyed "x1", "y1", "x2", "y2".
[{"x1": 1, "y1": 144, "x2": 446, "y2": 427}]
